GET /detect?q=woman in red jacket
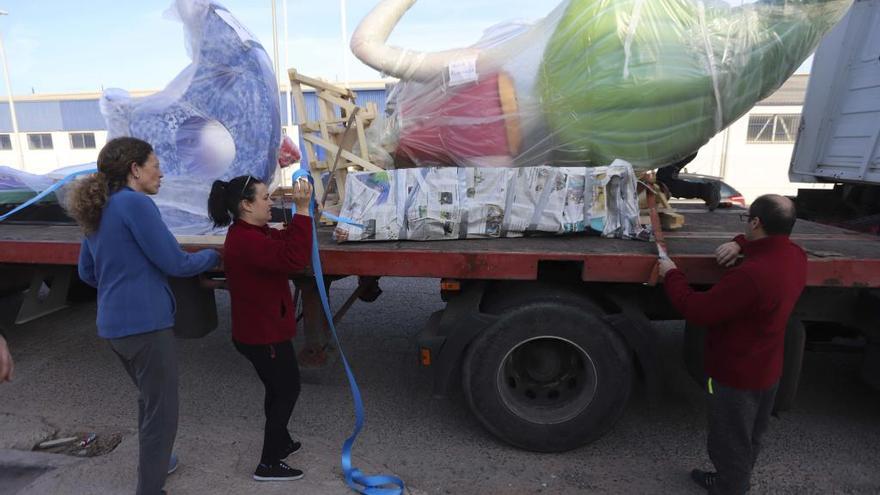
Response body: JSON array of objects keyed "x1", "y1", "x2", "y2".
[{"x1": 208, "y1": 175, "x2": 313, "y2": 482}]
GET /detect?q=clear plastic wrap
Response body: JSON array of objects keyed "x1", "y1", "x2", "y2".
[
  {"x1": 352, "y1": 0, "x2": 851, "y2": 169},
  {"x1": 100, "y1": 0, "x2": 281, "y2": 233},
  {"x1": 333, "y1": 160, "x2": 647, "y2": 242},
  {"x1": 0, "y1": 166, "x2": 56, "y2": 206},
  {"x1": 0, "y1": 163, "x2": 97, "y2": 217}
]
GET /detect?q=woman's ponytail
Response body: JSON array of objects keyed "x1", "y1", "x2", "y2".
[
  {"x1": 206, "y1": 175, "x2": 264, "y2": 228},
  {"x1": 66, "y1": 172, "x2": 110, "y2": 235},
  {"x1": 66, "y1": 137, "x2": 155, "y2": 235},
  {"x1": 208, "y1": 180, "x2": 232, "y2": 227}
]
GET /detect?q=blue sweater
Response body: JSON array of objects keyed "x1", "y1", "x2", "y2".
[{"x1": 78, "y1": 187, "x2": 219, "y2": 339}]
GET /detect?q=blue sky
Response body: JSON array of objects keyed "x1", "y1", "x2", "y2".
[
  {"x1": 0, "y1": 0, "x2": 562, "y2": 95},
  {"x1": 0, "y1": 0, "x2": 802, "y2": 96}
]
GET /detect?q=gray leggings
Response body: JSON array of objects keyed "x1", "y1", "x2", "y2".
[{"x1": 109, "y1": 328, "x2": 178, "y2": 495}]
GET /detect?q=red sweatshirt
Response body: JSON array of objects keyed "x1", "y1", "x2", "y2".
[
  {"x1": 223, "y1": 215, "x2": 313, "y2": 345},
  {"x1": 663, "y1": 234, "x2": 807, "y2": 390}
]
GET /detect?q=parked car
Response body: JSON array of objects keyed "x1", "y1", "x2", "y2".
[{"x1": 675, "y1": 173, "x2": 747, "y2": 208}]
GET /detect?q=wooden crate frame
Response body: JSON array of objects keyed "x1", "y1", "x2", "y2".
[
  {"x1": 288, "y1": 69, "x2": 383, "y2": 216},
  {"x1": 638, "y1": 172, "x2": 686, "y2": 230}
]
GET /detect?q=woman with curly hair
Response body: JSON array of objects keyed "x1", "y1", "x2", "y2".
[{"x1": 67, "y1": 136, "x2": 219, "y2": 495}]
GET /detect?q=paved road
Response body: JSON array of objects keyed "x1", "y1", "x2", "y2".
[{"x1": 1, "y1": 277, "x2": 879, "y2": 494}]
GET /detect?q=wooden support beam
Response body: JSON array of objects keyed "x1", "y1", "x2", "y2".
[
  {"x1": 319, "y1": 92, "x2": 358, "y2": 113},
  {"x1": 302, "y1": 134, "x2": 384, "y2": 172},
  {"x1": 355, "y1": 113, "x2": 369, "y2": 159},
  {"x1": 288, "y1": 69, "x2": 354, "y2": 98}
]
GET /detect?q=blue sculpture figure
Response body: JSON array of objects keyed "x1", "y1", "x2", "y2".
[{"x1": 100, "y1": 0, "x2": 281, "y2": 233}]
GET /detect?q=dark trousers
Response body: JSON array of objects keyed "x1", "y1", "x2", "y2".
[
  {"x1": 234, "y1": 339, "x2": 301, "y2": 465},
  {"x1": 657, "y1": 153, "x2": 706, "y2": 199},
  {"x1": 707, "y1": 380, "x2": 779, "y2": 495},
  {"x1": 109, "y1": 328, "x2": 178, "y2": 495}
]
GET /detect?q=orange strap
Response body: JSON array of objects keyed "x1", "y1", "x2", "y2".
[{"x1": 646, "y1": 180, "x2": 668, "y2": 287}]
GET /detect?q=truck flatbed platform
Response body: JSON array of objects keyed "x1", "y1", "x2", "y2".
[{"x1": 1, "y1": 207, "x2": 879, "y2": 287}]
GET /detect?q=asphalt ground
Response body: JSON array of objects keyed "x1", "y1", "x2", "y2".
[{"x1": 1, "y1": 276, "x2": 879, "y2": 494}]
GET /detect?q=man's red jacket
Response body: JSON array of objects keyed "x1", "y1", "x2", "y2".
[
  {"x1": 223, "y1": 216, "x2": 312, "y2": 345},
  {"x1": 663, "y1": 234, "x2": 807, "y2": 390}
]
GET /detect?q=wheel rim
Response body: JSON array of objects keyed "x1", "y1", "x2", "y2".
[{"x1": 495, "y1": 336, "x2": 598, "y2": 425}]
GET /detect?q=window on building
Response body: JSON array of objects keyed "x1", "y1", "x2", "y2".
[
  {"x1": 28, "y1": 133, "x2": 54, "y2": 150},
  {"x1": 747, "y1": 114, "x2": 801, "y2": 144},
  {"x1": 70, "y1": 132, "x2": 96, "y2": 149},
  {"x1": 0, "y1": 134, "x2": 11, "y2": 150}
]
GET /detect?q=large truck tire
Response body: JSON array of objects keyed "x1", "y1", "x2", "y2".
[
  {"x1": 683, "y1": 322, "x2": 705, "y2": 386},
  {"x1": 774, "y1": 319, "x2": 806, "y2": 412},
  {"x1": 462, "y1": 299, "x2": 632, "y2": 452}
]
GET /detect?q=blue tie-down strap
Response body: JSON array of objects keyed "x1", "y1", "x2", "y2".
[
  {"x1": 321, "y1": 211, "x2": 364, "y2": 229},
  {"x1": 289, "y1": 171, "x2": 364, "y2": 228},
  {"x1": 292, "y1": 169, "x2": 404, "y2": 495},
  {"x1": 0, "y1": 168, "x2": 98, "y2": 223}
]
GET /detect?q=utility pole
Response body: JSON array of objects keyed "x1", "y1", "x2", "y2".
[{"x1": 0, "y1": 10, "x2": 25, "y2": 171}]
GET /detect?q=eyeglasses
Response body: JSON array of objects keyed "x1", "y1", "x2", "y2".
[
  {"x1": 240, "y1": 175, "x2": 253, "y2": 196},
  {"x1": 739, "y1": 213, "x2": 754, "y2": 222}
]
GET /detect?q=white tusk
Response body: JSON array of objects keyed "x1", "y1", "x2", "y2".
[{"x1": 350, "y1": 0, "x2": 480, "y2": 81}]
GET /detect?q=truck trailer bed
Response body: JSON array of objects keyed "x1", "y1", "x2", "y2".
[{"x1": 1, "y1": 207, "x2": 879, "y2": 287}]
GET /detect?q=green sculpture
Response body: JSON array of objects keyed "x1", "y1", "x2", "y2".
[
  {"x1": 351, "y1": 0, "x2": 851, "y2": 169},
  {"x1": 541, "y1": 0, "x2": 850, "y2": 167}
]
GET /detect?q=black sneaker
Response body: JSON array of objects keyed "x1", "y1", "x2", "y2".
[
  {"x1": 253, "y1": 461, "x2": 304, "y2": 481},
  {"x1": 690, "y1": 469, "x2": 718, "y2": 490},
  {"x1": 282, "y1": 440, "x2": 302, "y2": 459},
  {"x1": 704, "y1": 182, "x2": 721, "y2": 211}
]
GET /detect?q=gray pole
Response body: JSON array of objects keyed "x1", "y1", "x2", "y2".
[{"x1": 0, "y1": 11, "x2": 25, "y2": 172}]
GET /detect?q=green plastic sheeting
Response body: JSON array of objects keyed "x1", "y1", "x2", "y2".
[{"x1": 540, "y1": 0, "x2": 850, "y2": 168}]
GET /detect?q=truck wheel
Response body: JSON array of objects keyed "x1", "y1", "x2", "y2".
[{"x1": 462, "y1": 301, "x2": 632, "y2": 452}]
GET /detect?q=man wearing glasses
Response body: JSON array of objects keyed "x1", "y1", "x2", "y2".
[{"x1": 658, "y1": 194, "x2": 808, "y2": 494}]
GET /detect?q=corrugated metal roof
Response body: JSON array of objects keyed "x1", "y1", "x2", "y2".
[
  {"x1": 284, "y1": 89, "x2": 388, "y2": 123},
  {"x1": 16, "y1": 101, "x2": 64, "y2": 132},
  {"x1": 756, "y1": 74, "x2": 809, "y2": 106},
  {"x1": 354, "y1": 89, "x2": 388, "y2": 116},
  {"x1": 0, "y1": 86, "x2": 390, "y2": 134},
  {"x1": 60, "y1": 100, "x2": 106, "y2": 131},
  {"x1": 292, "y1": 89, "x2": 388, "y2": 170},
  {"x1": 0, "y1": 103, "x2": 11, "y2": 133}
]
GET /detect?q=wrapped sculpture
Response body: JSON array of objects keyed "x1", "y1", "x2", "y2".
[
  {"x1": 351, "y1": 0, "x2": 851, "y2": 169},
  {"x1": 100, "y1": 0, "x2": 281, "y2": 233},
  {"x1": 333, "y1": 160, "x2": 647, "y2": 242}
]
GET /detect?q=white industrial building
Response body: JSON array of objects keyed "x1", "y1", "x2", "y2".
[{"x1": 685, "y1": 74, "x2": 830, "y2": 201}]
